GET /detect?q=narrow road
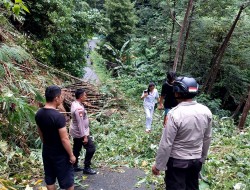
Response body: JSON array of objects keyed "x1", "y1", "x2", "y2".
[
  {"x1": 83, "y1": 39, "x2": 100, "y2": 85},
  {"x1": 78, "y1": 39, "x2": 152, "y2": 190},
  {"x1": 75, "y1": 166, "x2": 152, "y2": 190}
]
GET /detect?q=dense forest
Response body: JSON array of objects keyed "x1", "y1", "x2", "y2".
[{"x1": 0, "y1": 0, "x2": 250, "y2": 189}]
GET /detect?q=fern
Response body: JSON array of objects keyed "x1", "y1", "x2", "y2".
[
  {"x1": 0, "y1": 45, "x2": 10, "y2": 62},
  {"x1": 0, "y1": 87, "x2": 36, "y2": 125},
  {"x1": 0, "y1": 44, "x2": 31, "y2": 64}
]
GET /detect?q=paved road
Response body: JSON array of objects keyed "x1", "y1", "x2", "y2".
[
  {"x1": 80, "y1": 39, "x2": 152, "y2": 190},
  {"x1": 83, "y1": 39, "x2": 100, "y2": 85},
  {"x1": 75, "y1": 166, "x2": 152, "y2": 190}
]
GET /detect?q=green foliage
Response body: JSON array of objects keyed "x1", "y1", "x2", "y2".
[
  {"x1": 1, "y1": 0, "x2": 250, "y2": 188},
  {"x1": 89, "y1": 79, "x2": 250, "y2": 189},
  {"x1": 104, "y1": 0, "x2": 137, "y2": 49},
  {"x1": 0, "y1": 43, "x2": 52, "y2": 152},
  {"x1": 91, "y1": 50, "x2": 112, "y2": 83},
  {"x1": 0, "y1": 0, "x2": 30, "y2": 15},
  {"x1": 89, "y1": 59, "x2": 250, "y2": 189},
  {"x1": 0, "y1": 85, "x2": 41, "y2": 150},
  {"x1": 99, "y1": 0, "x2": 250, "y2": 115},
  {"x1": 196, "y1": 93, "x2": 230, "y2": 117},
  {"x1": 182, "y1": 1, "x2": 250, "y2": 109},
  {"x1": 0, "y1": 87, "x2": 35, "y2": 124},
  {"x1": 202, "y1": 117, "x2": 250, "y2": 189},
  {"x1": 85, "y1": 0, "x2": 104, "y2": 9},
  {"x1": 0, "y1": 140, "x2": 43, "y2": 189},
  {"x1": 23, "y1": 0, "x2": 109, "y2": 77},
  {"x1": 0, "y1": 44, "x2": 31, "y2": 63},
  {"x1": 98, "y1": 40, "x2": 132, "y2": 76}
]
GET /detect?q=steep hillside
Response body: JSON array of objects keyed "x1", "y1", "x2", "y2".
[
  {"x1": 0, "y1": 13, "x2": 105, "y2": 189},
  {"x1": 0, "y1": 14, "x2": 123, "y2": 189}
]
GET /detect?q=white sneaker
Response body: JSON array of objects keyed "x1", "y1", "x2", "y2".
[{"x1": 145, "y1": 129, "x2": 151, "y2": 133}]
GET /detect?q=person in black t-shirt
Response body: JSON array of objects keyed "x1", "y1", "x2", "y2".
[
  {"x1": 35, "y1": 85, "x2": 76, "y2": 190},
  {"x1": 158, "y1": 71, "x2": 178, "y2": 127}
]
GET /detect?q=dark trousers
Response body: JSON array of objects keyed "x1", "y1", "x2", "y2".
[
  {"x1": 73, "y1": 136, "x2": 96, "y2": 168},
  {"x1": 42, "y1": 148, "x2": 74, "y2": 189},
  {"x1": 165, "y1": 157, "x2": 202, "y2": 190}
]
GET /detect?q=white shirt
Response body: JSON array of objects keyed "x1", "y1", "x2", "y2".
[{"x1": 142, "y1": 89, "x2": 159, "y2": 109}]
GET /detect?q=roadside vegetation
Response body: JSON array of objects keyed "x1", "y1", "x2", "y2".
[
  {"x1": 90, "y1": 50, "x2": 250, "y2": 190},
  {"x1": 0, "y1": 0, "x2": 250, "y2": 189}
]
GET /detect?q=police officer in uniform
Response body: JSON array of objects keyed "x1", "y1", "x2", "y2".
[
  {"x1": 152, "y1": 77, "x2": 212, "y2": 190},
  {"x1": 70, "y1": 89, "x2": 96, "y2": 174}
]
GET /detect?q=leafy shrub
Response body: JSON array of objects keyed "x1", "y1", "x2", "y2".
[
  {"x1": 23, "y1": 0, "x2": 109, "y2": 77},
  {"x1": 202, "y1": 117, "x2": 250, "y2": 190},
  {"x1": 0, "y1": 140, "x2": 43, "y2": 189},
  {"x1": 196, "y1": 93, "x2": 230, "y2": 118}
]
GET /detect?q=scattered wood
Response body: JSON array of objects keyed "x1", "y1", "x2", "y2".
[{"x1": 61, "y1": 82, "x2": 105, "y2": 115}]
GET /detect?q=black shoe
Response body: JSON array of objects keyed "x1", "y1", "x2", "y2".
[
  {"x1": 83, "y1": 167, "x2": 97, "y2": 175},
  {"x1": 74, "y1": 167, "x2": 84, "y2": 172}
]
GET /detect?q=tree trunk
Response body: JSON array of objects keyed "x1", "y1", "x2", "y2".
[
  {"x1": 180, "y1": 4, "x2": 195, "y2": 73},
  {"x1": 168, "y1": 0, "x2": 176, "y2": 70},
  {"x1": 231, "y1": 96, "x2": 246, "y2": 119},
  {"x1": 238, "y1": 88, "x2": 250, "y2": 130},
  {"x1": 202, "y1": 5, "x2": 245, "y2": 93},
  {"x1": 173, "y1": 0, "x2": 193, "y2": 72}
]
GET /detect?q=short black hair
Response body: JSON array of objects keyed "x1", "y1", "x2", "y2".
[
  {"x1": 167, "y1": 71, "x2": 176, "y2": 82},
  {"x1": 75, "y1": 89, "x2": 85, "y2": 99},
  {"x1": 45, "y1": 85, "x2": 61, "y2": 102}
]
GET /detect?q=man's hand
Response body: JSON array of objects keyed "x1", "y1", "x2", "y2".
[
  {"x1": 152, "y1": 165, "x2": 160, "y2": 175},
  {"x1": 69, "y1": 155, "x2": 76, "y2": 164},
  {"x1": 83, "y1": 136, "x2": 88, "y2": 145}
]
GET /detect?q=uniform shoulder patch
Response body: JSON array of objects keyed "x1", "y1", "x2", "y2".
[{"x1": 78, "y1": 111, "x2": 83, "y2": 117}]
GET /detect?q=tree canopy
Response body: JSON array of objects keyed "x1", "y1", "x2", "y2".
[{"x1": 0, "y1": 0, "x2": 250, "y2": 189}]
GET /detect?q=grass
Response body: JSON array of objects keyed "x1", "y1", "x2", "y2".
[{"x1": 88, "y1": 53, "x2": 250, "y2": 190}]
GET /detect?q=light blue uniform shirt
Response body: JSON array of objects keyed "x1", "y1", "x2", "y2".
[{"x1": 142, "y1": 89, "x2": 159, "y2": 109}]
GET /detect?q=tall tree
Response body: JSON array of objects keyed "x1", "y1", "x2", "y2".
[
  {"x1": 168, "y1": 0, "x2": 177, "y2": 70},
  {"x1": 180, "y1": 4, "x2": 195, "y2": 73},
  {"x1": 104, "y1": 0, "x2": 137, "y2": 49},
  {"x1": 202, "y1": 3, "x2": 250, "y2": 94},
  {"x1": 238, "y1": 87, "x2": 250, "y2": 129},
  {"x1": 173, "y1": 0, "x2": 193, "y2": 72}
]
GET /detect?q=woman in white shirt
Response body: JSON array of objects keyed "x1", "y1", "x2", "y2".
[{"x1": 141, "y1": 82, "x2": 160, "y2": 133}]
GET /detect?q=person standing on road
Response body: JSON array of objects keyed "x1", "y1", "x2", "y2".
[
  {"x1": 70, "y1": 89, "x2": 97, "y2": 175},
  {"x1": 141, "y1": 82, "x2": 160, "y2": 133},
  {"x1": 158, "y1": 71, "x2": 178, "y2": 127},
  {"x1": 152, "y1": 77, "x2": 212, "y2": 190},
  {"x1": 35, "y1": 85, "x2": 75, "y2": 190}
]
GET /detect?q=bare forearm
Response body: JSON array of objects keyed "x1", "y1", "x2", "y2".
[
  {"x1": 61, "y1": 138, "x2": 74, "y2": 157},
  {"x1": 141, "y1": 94, "x2": 146, "y2": 99},
  {"x1": 159, "y1": 96, "x2": 164, "y2": 105}
]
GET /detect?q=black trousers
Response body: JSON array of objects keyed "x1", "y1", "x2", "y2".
[
  {"x1": 165, "y1": 157, "x2": 202, "y2": 190},
  {"x1": 73, "y1": 136, "x2": 96, "y2": 168}
]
